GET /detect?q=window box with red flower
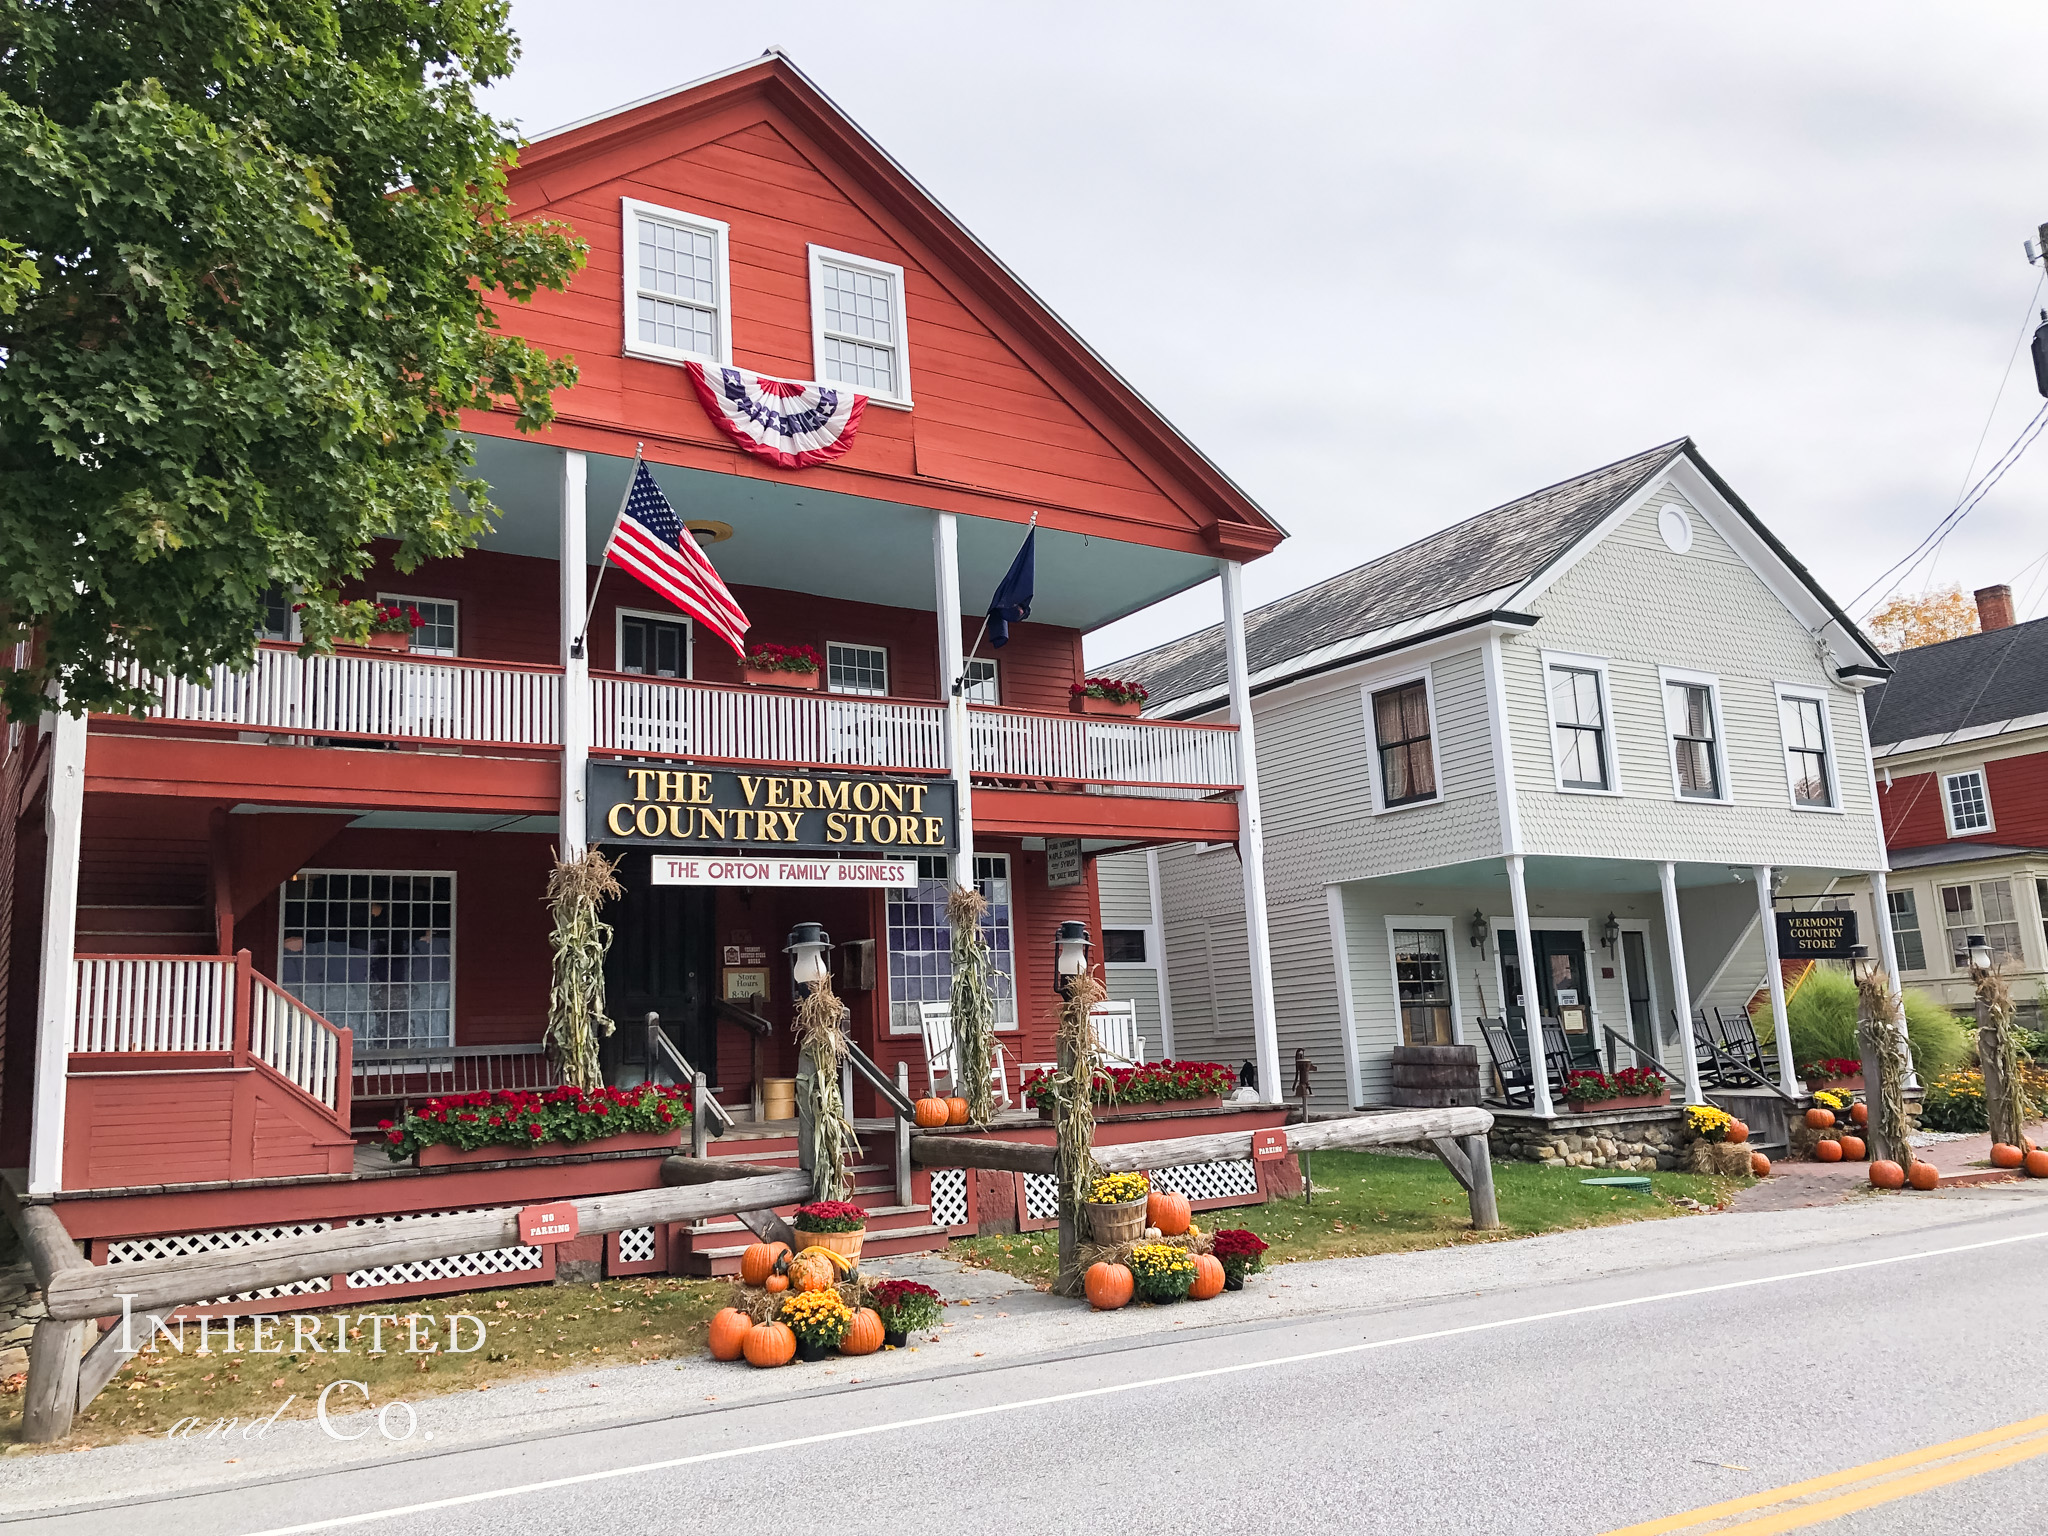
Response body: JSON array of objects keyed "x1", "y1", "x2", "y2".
[
  {"x1": 1799, "y1": 1057, "x2": 1865, "y2": 1093},
  {"x1": 1069, "y1": 677, "x2": 1148, "y2": 717},
  {"x1": 351, "y1": 602, "x2": 425, "y2": 654},
  {"x1": 1022, "y1": 1059, "x2": 1236, "y2": 1119},
  {"x1": 381, "y1": 1083, "x2": 691, "y2": 1166},
  {"x1": 1562, "y1": 1066, "x2": 1670, "y2": 1112},
  {"x1": 742, "y1": 642, "x2": 825, "y2": 690}
]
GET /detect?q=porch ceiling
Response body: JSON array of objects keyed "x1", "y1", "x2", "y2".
[{"x1": 466, "y1": 435, "x2": 1222, "y2": 633}]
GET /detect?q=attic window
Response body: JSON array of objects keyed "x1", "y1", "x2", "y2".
[
  {"x1": 622, "y1": 199, "x2": 731, "y2": 366},
  {"x1": 809, "y1": 245, "x2": 912, "y2": 407}
]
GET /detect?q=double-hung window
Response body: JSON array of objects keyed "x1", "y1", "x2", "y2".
[
  {"x1": 962, "y1": 658, "x2": 1000, "y2": 705},
  {"x1": 1942, "y1": 879, "x2": 2024, "y2": 969},
  {"x1": 623, "y1": 200, "x2": 730, "y2": 365},
  {"x1": 1776, "y1": 690, "x2": 1835, "y2": 808},
  {"x1": 1887, "y1": 888, "x2": 1928, "y2": 972},
  {"x1": 1661, "y1": 672, "x2": 1724, "y2": 800},
  {"x1": 1547, "y1": 661, "x2": 1612, "y2": 791},
  {"x1": 1370, "y1": 679, "x2": 1437, "y2": 808},
  {"x1": 1943, "y1": 769, "x2": 1992, "y2": 834},
  {"x1": 809, "y1": 246, "x2": 911, "y2": 406},
  {"x1": 1391, "y1": 927, "x2": 1454, "y2": 1046},
  {"x1": 379, "y1": 594, "x2": 457, "y2": 656},
  {"x1": 827, "y1": 642, "x2": 889, "y2": 697}
]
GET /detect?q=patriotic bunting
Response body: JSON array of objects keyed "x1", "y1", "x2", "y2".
[{"x1": 684, "y1": 362, "x2": 866, "y2": 469}]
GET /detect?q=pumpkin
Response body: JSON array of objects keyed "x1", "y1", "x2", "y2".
[
  {"x1": 764, "y1": 1273, "x2": 789, "y2": 1293},
  {"x1": 1805, "y1": 1107, "x2": 1835, "y2": 1129},
  {"x1": 708, "y1": 1308, "x2": 754, "y2": 1361},
  {"x1": 945, "y1": 1096, "x2": 970, "y2": 1126},
  {"x1": 1147, "y1": 1190, "x2": 1192, "y2": 1236},
  {"x1": 1189, "y1": 1254, "x2": 1226, "y2": 1300},
  {"x1": 2025, "y1": 1149, "x2": 2048, "y2": 1179},
  {"x1": 742, "y1": 1320, "x2": 797, "y2": 1368},
  {"x1": 1726, "y1": 1119, "x2": 1749, "y2": 1145},
  {"x1": 1991, "y1": 1142, "x2": 2025, "y2": 1169},
  {"x1": 2028, "y1": 1138, "x2": 2040, "y2": 1154},
  {"x1": 1849, "y1": 1102, "x2": 1869, "y2": 1126},
  {"x1": 1084, "y1": 1261, "x2": 1135, "y2": 1310},
  {"x1": 789, "y1": 1251, "x2": 837, "y2": 1294},
  {"x1": 1749, "y1": 1152, "x2": 1771, "y2": 1178},
  {"x1": 1814, "y1": 1138, "x2": 1843, "y2": 1163},
  {"x1": 1908, "y1": 1161, "x2": 1940, "y2": 1191},
  {"x1": 914, "y1": 1097, "x2": 951, "y2": 1128},
  {"x1": 739, "y1": 1241, "x2": 791, "y2": 1287},
  {"x1": 1869, "y1": 1159, "x2": 1905, "y2": 1189},
  {"x1": 841, "y1": 1308, "x2": 885, "y2": 1356},
  {"x1": 1837, "y1": 1135, "x2": 1866, "y2": 1160}
]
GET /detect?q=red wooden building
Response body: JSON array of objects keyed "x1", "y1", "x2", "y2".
[{"x1": 2, "y1": 55, "x2": 1288, "y2": 1299}]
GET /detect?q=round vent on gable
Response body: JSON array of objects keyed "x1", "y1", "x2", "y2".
[{"x1": 1658, "y1": 504, "x2": 1694, "y2": 554}]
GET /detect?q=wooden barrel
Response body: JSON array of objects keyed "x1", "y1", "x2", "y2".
[{"x1": 1389, "y1": 1044, "x2": 1480, "y2": 1108}]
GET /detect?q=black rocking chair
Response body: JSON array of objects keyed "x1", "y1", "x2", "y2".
[{"x1": 1477, "y1": 1015, "x2": 1535, "y2": 1107}]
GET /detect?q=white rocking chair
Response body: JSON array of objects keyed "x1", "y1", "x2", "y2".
[
  {"x1": 918, "y1": 1001, "x2": 1013, "y2": 1107},
  {"x1": 1088, "y1": 1000, "x2": 1147, "y2": 1067}
]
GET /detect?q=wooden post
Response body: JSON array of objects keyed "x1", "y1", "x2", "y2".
[
  {"x1": 895, "y1": 1062, "x2": 913, "y2": 1207},
  {"x1": 1053, "y1": 1025, "x2": 1080, "y2": 1298},
  {"x1": 21, "y1": 1319, "x2": 86, "y2": 1444},
  {"x1": 751, "y1": 1030, "x2": 765, "y2": 1123},
  {"x1": 1463, "y1": 1131, "x2": 1499, "y2": 1230},
  {"x1": 1855, "y1": 997, "x2": 1896, "y2": 1165},
  {"x1": 910, "y1": 1136, "x2": 1058, "y2": 1175},
  {"x1": 691, "y1": 1071, "x2": 709, "y2": 1159}
]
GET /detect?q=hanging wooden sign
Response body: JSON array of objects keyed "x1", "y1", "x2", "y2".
[
  {"x1": 1045, "y1": 837, "x2": 1083, "y2": 888},
  {"x1": 591, "y1": 762, "x2": 956, "y2": 856},
  {"x1": 1776, "y1": 909, "x2": 1858, "y2": 958}
]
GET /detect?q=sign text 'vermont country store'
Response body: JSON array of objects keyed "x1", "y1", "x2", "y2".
[{"x1": 589, "y1": 763, "x2": 958, "y2": 856}]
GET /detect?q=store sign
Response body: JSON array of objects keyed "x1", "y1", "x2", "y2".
[
  {"x1": 518, "y1": 1203, "x2": 580, "y2": 1245},
  {"x1": 1776, "y1": 909, "x2": 1858, "y2": 958},
  {"x1": 653, "y1": 855, "x2": 919, "y2": 889},
  {"x1": 590, "y1": 763, "x2": 956, "y2": 855},
  {"x1": 1045, "y1": 837, "x2": 1083, "y2": 888}
]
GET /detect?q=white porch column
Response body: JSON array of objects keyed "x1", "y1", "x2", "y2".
[
  {"x1": 932, "y1": 512, "x2": 976, "y2": 885},
  {"x1": 559, "y1": 450, "x2": 589, "y2": 855},
  {"x1": 1659, "y1": 860, "x2": 1706, "y2": 1107},
  {"x1": 29, "y1": 707, "x2": 87, "y2": 1195},
  {"x1": 1146, "y1": 847, "x2": 1176, "y2": 1058},
  {"x1": 1324, "y1": 885, "x2": 1364, "y2": 1110},
  {"x1": 1754, "y1": 866, "x2": 1799, "y2": 1095},
  {"x1": 1868, "y1": 867, "x2": 1917, "y2": 1088},
  {"x1": 1504, "y1": 853, "x2": 1550, "y2": 1116},
  {"x1": 1220, "y1": 561, "x2": 1281, "y2": 1102}
]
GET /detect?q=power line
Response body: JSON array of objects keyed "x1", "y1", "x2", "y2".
[{"x1": 1951, "y1": 271, "x2": 2044, "y2": 504}]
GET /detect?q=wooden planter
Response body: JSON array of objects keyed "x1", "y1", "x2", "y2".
[
  {"x1": 339, "y1": 631, "x2": 412, "y2": 655},
  {"x1": 415, "y1": 1127, "x2": 683, "y2": 1167},
  {"x1": 743, "y1": 666, "x2": 822, "y2": 690},
  {"x1": 1564, "y1": 1091, "x2": 1671, "y2": 1114},
  {"x1": 1807, "y1": 1076, "x2": 1864, "y2": 1094},
  {"x1": 792, "y1": 1227, "x2": 865, "y2": 1262},
  {"x1": 1037, "y1": 1095, "x2": 1221, "y2": 1122},
  {"x1": 1085, "y1": 1197, "x2": 1148, "y2": 1244},
  {"x1": 1070, "y1": 693, "x2": 1143, "y2": 717}
]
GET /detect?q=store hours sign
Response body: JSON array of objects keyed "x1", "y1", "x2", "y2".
[{"x1": 590, "y1": 763, "x2": 957, "y2": 856}]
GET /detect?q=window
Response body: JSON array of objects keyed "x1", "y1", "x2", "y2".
[
  {"x1": 1370, "y1": 680, "x2": 1437, "y2": 808},
  {"x1": 809, "y1": 246, "x2": 911, "y2": 405},
  {"x1": 1548, "y1": 664, "x2": 1611, "y2": 791},
  {"x1": 1392, "y1": 928, "x2": 1453, "y2": 1046},
  {"x1": 963, "y1": 658, "x2": 1000, "y2": 706},
  {"x1": 1887, "y1": 888, "x2": 1927, "y2": 972},
  {"x1": 827, "y1": 642, "x2": 889, "y2": 697},
  {"x1": 280, "y1": 871, "x2": 453, "y2": 1050},
  {"x1": 1663, "y1": 676, "x2": 1722, "y2": 799},
  {"x1": 1777, "y1": 691, "x2": 1834, "y2": 808},
  {"x1": 1943, "y1": 770, "x2": 1992, "y2": 834},
  {"x1": 619, "y1": 612, "x2": 691, "y2": 679},
  {"x1": 379, "y1": 594, "x2": 457, "y2": 656},
  {"x1": 1103, "y1": 929, "x2": 1148, "y2": 964},
  {"x1": 622, "y1": 200, "x2": 730, "y2": 365},
  {"x1": 2038, "y1": 878, "x2": 2048, "y2": 956},
  {"x1": 1941, "y1": 880, "x2": 2023, "y2": 969},
  {"x1": 258, "y1": 587, "x2": 296, "y2": 643},
  {"x1": 887, "y1": 855, "x2": 1014, "y2": 1031}
]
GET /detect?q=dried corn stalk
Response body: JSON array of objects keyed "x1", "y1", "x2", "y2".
[
  {"x1": 795, "y1": 975, "x2": 857, "y2": 1201},
  {"x1": 545, "y1": 848, "x2": 623, "y2": 1091},
  {"x1": 1051, "y1": 968, "x2": 1108, "y2": 1227},
  {"x1": 947, "y1": 885, "x2": 998, "y2": 1124},
  {"x1": 1977, "y1": 965, "x2": 2027, "y2": 1149},
  {"x1": 1858, "y1": 967, "x2": 1914, "y2": 1168}
]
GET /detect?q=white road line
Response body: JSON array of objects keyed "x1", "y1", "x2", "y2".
[{"x1": 236, "y1": 1223, "x2": 2048, "y2": 1535}]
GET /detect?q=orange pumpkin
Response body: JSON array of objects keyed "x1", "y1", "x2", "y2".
[
  {"x1": 945, "y1": 1096, "x2": 970, "y2": 1126},
  {"x1": 2026, "y1": 1149, "x2": 2048, "y2": 1178},
  {"x1": 1991, "y1": 1143, "x2": 2025, "y2": 1169},
  {"x1": 840, "y1": 1308, "x2": 885, "y2": 1356},
  {"x1": 1188, "y1": 1254, "x2": 1226, "y2": 1300},
  {"x1": 1749, "y1": 1152, "x2": 1771, "y2": 1178},
  {"x1": 1147, "y1": 1190, "x2": 1192, "y2": 1236},
  {"x1": 914, "y1": 1097, "x2": 950, "y2": 1128},
  {"x1": 1805, "y1": 1107, "x2": 1835, "y2": 1129},
  {"x1": 1908, "y1": 1161, "x2": 1940, "y2": 1191},
  {"x1": 1814, "y1": 1138, "x2": 1843, "y2": 1163},
  {"x1": 739, "y1": 1241, "x2": 791, "y2": 1287},
  {"x1": 1726, "y1": 1119, "x2": 1749, "y2": 1145},
  {"x1": 1869, "y1": 1159, "x2": 1905, "y2": 1189},
  {"x1": 708, "y1": 1308, "x2": 754, "y2": 1361},
  {"x1": 742, "y1": 1320, "x2": 797, "y2": 1368},
  {"x1": 1084, "y1": 1261, "x2": 1134, "y2": 1310},
  {"x1": 1849, "y1": 1102, "x2": 1869, "y2": 1126},
  {"x1": 789, "y1": 1251, "x2": 837, "y2": 1294},
  {"x1": 764, "y1": 1273, "x2": 789, "y2": 1293},
  {"x1": 1837, "y1": 1135, "x2": 1866, "y2": 1160}
]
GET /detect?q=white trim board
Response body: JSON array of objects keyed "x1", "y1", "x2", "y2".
[
  {"x1": 619, "y1": 197, "x2": 734, "y2": 369},
  {"x1": 807, "y1": 243, "x2": 914, "y2": 409}
]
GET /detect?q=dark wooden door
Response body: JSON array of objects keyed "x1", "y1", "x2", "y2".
[
  {"x1": 1499, "y1": 929, "x2": 1598, "y2": 1070},
  {"x1": 602, "y1": 850, "x2": 716, "y2": 1084}
]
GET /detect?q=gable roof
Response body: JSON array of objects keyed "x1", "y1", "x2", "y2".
[
  {"x1": 1113, "y1": 438, "x2": 1887, "y2": 714},
  {"x1": 1862, "y1": 615, "x2": 2048, "y2": 750}
]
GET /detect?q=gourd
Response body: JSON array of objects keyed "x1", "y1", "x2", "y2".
[
  {"x1": 1868, "y1": 1159, "x2": 1904, "y2": 1189},
  {"x1": 945, "y1": 1096, "x2": 970, "y2": 1125},
  {"x1": 708, "y1": 1308, "x2": 754, "y2": 1361},
  {"x1": 1084, "y1": 1262, "x2": 1134, "y2": 1310},
  {"x1": 1990, "y1": 1143, "x2": 2024, "y2": 1169},
  {"x1": 1837, "y1": 1135, "x2": 1866, "y2": 1160},
  {"x1": 743, "y1": 1320, "x2": 797, "y2": 1367},
  {"x1": 1749, "y1": 1153, "x2": 1771, "y2": 1178},
  {"x1": 2025, "y1": 1149, "x2": 2048, "y2": 1178},
  {"x1": 1813, "y1": 1138, "x2": 1843, "y2": 1163},
  {"x1": 914, "y1": 1098, "x2": 951, "y2": 1128},
  {"x1": 841, "y1": 1308, "x2": 885, "y2": 1356},
  {"x1": 1188, "y1": 1254, "x2": 1226, "y2": 1300},
  {"x1": 1147, "y1": 1190, "x2": 1192, "y2": 1237},
  {"x1": 1805, "y1": 1107, "x2": 1835, "y2": 1129},
  {"x1": 739, "y1": 1241, "x2": 791, "y2": 1287},
  {"x1": 764, "y1": 1273, "x2": 789, "y2": 1293},
  {"x1": 788, "y1": 1250, "x2": 837, "y2": 1294},
  {"x1": 1908, "y1": 1161, "x2": 1940, "y2": 1191}
]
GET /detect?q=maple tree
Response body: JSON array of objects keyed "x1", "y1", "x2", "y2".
[{"x1": 1866, "y1": 586, "x2": 1980, "y2": 652}]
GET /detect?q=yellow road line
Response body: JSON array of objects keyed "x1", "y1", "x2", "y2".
[{"x1": 1600, "y1": 1413, "x2": 2048, "y2": 1534}]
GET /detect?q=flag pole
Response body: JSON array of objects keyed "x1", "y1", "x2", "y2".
[
  {"x1": 953, "y1": 510, "x2": 1037, "y2": 695},
  {"x1": 571, "y1": 444, "x2": 642, "y2": 660}
]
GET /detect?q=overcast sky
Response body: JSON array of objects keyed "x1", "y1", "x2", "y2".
[{"x1": 482, "y1": 2, "x2": 2048, "y2": 665}]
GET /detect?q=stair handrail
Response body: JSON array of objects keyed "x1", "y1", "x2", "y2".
[
  {"x1": 644, "y1": 1018, "x2": 733, "y2": 1136},
  {"x1": 844, "y1": 1036, "x2": 918, "y2": 1119}
]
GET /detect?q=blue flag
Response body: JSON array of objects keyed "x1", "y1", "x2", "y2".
[{"x1": 985, "y1": 527, "x2": 1035, "y2": 648}]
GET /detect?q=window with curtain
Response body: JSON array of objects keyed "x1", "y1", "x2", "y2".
[
  {"x1": 1392, "y1": 928, "x2": 1453, "y2": 1046},
  {"x1": 1666, "y1": 681, "x2": 1721, "y2": 798},
  {"x1": 1549, "y1": 666, "x2": 1610, "y2": 790},
  {"x1": 1371, "y1": 681, "x2": 1437, "y2": 806}
]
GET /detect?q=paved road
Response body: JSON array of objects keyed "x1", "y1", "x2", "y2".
[{"x1": 8, "y1": 1185, "x2": 2048, "y2": 1535}]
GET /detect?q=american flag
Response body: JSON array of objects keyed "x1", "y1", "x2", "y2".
[{"x1": 603, "y1": 461, "x2": 750, "y2": 656}]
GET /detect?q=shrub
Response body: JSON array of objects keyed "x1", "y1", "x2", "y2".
[
  {"x1": 1781, "y1": 969, "x2": 1970, "y2": 1080},
  {"x1": 1921, "y1": 1066, "x2": 2048, "y2": 1132}
]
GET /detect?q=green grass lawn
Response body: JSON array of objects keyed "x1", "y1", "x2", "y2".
[{"x1": 951, "y1": 1150, "x2": 1740, "y2": 1285}]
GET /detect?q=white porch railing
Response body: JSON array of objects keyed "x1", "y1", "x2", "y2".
[
  {"x1": 592, "y1": 674, "x2": 948, "y2": 770},
  {"x1": 967, "y1": 707, "x2": 1240, "y2": 789},
  {"x1": 125, "y1": 645, "x2": 561, "y2": 747},
  {"x1": 251, "y1": 974, "x2": 349, "y2": 1111},
  {"x1": 71, "y1": 956, "x2": 236, "y2": 1053}
]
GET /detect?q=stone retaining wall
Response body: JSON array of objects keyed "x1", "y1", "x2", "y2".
[{"x1": 1488, "y1": 1108, "x2": 1688, "y2": 1171}]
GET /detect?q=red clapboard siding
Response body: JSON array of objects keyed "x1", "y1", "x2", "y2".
[
  {"x1": 1881, "y1": 753, "x2": 2048, "y2": 852},
  {"x1": 78, "y1": 796, "x2": 213, "y2": 907}
]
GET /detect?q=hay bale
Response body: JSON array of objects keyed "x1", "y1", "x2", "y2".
[
  {"x1": 725, "y1": 1277, "x2": 863, "y2": 1323},
  {"x1": 1074, "y1": 1228, "x2": 1212, "y2": 1272},
  {"x1": 1682, "y1": 1139, "x2": 1752, "y2": 1176}
]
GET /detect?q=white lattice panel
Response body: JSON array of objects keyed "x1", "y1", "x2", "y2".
[
  {"x1": 1151, "y1": 1159, "x2": 1258, "y2": 1201},
  {"x1": 1024, "y1": 1172, "x2": 1059, "y2": 1220},
  {"x1": 617, "y1": 1225, "x2": 657, "y2": 1264},
  {"x1": 928, "y1": 1168, "x2": 968, "y2": 1227},
  {"x1": 107, "y1": 1223, "x2": 334, "y2": 1302},
  {"x1": 342, "y1": 1210, "x2": 542, "y2": 1289}
]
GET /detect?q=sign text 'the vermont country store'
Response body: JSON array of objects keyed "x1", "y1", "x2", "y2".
[{"x1": 589, "y1": 763, "x2": 958, "y2": 856}]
